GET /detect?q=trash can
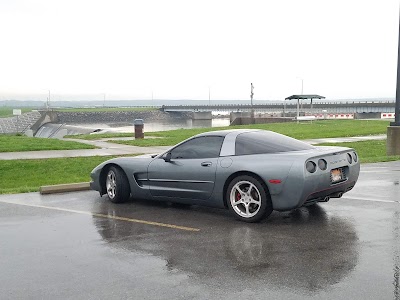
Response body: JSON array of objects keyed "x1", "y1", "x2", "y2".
[{"x1": 134, "y1": 119, "x2": 144, "y2": 139}]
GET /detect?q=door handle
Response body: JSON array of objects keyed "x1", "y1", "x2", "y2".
[{"x1": 201, "y1": 162, "x2": 212, "y2": 167}]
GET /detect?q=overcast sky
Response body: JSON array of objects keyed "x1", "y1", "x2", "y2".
[{"x1": 0, "y1": 0, "x2": 399, "y2": 101}]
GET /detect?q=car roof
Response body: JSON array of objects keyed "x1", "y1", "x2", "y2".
[{"x1": 194, "y1": 129, "x2": 261, "y2": 137}]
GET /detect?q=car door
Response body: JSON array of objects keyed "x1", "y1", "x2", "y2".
[{"x1": 147, "y1": 136, "x2": 224, "y2": 200}]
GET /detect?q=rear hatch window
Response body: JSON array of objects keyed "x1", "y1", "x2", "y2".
[{"x1": 235, "y1": 131, "x2": 314, "y2": 155}]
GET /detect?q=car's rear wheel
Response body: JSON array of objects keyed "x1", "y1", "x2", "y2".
[
  {"x1": 227, "y1": 175, "x2": 272, "y2": 223},
  {"x1": 105, "y1": 166, "x2": 130, "y2": 203}
]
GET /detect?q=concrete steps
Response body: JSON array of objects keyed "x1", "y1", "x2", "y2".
[{"x1": 0, "y1": 111, "x2": 42, "y2": 134}]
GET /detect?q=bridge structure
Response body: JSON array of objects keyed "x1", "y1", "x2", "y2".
[{"x1": 161, "y1": 100, "x2": 395, "y2": 114}]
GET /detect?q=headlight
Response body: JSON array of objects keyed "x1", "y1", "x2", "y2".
[
  {"x1": 306, "y1": 161, "x2": 317, "y2": 173},
  {"x1": 352, "y1": 151, "x2": 358, "y2": 163},
  {"x1": 318, "y1": 159, "x2": 327, "y2": 170},
  {"x1": 347, "y1": 153, "x2": 352, "y2": 164}
]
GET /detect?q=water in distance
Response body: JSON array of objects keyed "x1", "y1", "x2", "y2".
[{"x1": 71, "y1": 118, "x2": 231, "y2": 133}]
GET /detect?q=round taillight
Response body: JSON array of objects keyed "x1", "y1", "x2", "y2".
[
  {"x1": 318, "y1": 159, "x2": 327, "y2": 170},
  {"x1": 352, "y1": 151, "x2": 358, "y2": 163},
  {"x1": 306, "y1": 161, "x2": 317, "y2": 173},
  {"x1": 347, "y1": 153, "x2": 352, "y2": 164}
]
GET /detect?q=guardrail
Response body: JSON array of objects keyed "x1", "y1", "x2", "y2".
[{"x1": 161, "y1": 101, "x2": 396, "y2": 114}]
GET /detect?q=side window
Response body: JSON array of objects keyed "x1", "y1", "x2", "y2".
[{"x1": 170, "y1": 136, "x2": 224, "y2": 159}]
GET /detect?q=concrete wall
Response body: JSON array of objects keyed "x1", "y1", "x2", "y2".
[
  {"x1": 230, "y1": 112, "x2": 251, "y2": 123},
  {"x1": 230, "y1": 117, "x2": 293, "y2": 126},
  {"x1": 354, "y1": 112, "x2": 381, "y2": 119},
  {"x1": 192, "y1": 111, "x2": 212, "y2": 120},
  {"x1": 55, "y1": 110, "x2": 190, "y2": 124},
  {"x1": 0, "y1": 111, "x2": 42, "y2": 134},
  {"x1": 30, "y1": 111, "x2": 59, "y2": 135},
  {"x1": 387, "y1": 126, "x2": 400, "y2": 155}
]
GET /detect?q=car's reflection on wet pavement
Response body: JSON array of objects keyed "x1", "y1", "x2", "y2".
[{"x1": 93, "y1": 202, "x2": 359, "y2": 295}]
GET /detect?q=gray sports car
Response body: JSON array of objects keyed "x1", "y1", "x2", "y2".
[{"x1": 90, "y1": 129, "x2": 360, "y2": 222}]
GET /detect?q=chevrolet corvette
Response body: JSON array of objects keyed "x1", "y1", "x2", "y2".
[{"x1": 90, "y1": 129, "x2": 360, "y2": 222}]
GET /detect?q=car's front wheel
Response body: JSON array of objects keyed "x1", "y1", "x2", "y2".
[
  {"x1": 227, "y1": 175, "x2": 272, "y2": 223},
  {"x1": 105, "y1": 166, "x2": 130, "y2": 203}
]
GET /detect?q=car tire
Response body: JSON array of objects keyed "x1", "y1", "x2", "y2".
[
  {"x1": 226, "y1": 175, "x2": 273, "y2": 223},
  {"x1": 105, "y1": 166, "x2": 130, "y2": 203}
]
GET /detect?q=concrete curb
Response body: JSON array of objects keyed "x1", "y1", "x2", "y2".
[{"x1": 40, "y1": 182, "x2": 91, "y2": 195}]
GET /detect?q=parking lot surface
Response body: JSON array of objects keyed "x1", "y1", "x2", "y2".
[{"x1": 0, "y1": 161, "x2": 399, "y2": 300}]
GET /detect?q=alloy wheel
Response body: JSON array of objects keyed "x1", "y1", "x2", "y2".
[
  {"x1": 230, "y1": 180, "x2": 262, "y2": 218},
  {"x1": 106, "y1": 170, "x2": 117, "y2": 199}
]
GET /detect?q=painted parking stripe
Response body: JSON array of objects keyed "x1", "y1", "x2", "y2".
[
  {"x1": 342, "y1": 196, "x2": 399, "y2": 204},
  {"x1": 0, "y1": 200, "x2": 200, "y2": 232}
]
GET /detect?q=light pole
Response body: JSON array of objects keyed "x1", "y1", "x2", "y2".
[
  {"x1": 46, "y1": 90, "x2": 51, "y2": 110},
  {"x1": 299, "y1": 78, "x2": 303, "y2": 95},
  {"x1": 250, "y1": 83, "x2": 254, "y2": 122},
  {"x1": 387, "y1": 10, "x2": 400, "y2": 155},
  {"x1": 297, "y1": 77, "x2": 304, "y2": 109},
  {"x1": 393, "y1": 15, "x2": 400, "y2": 127}
]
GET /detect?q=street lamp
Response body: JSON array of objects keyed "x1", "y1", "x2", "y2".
[
  {"x1": 46, "y1": 90, "x2": 51, "y2": 110},
  {"x1": 297, "y1": 77, "x2": 304, "y2": 109},
  {"x1": 393, "y1": 21, "x2": 400, "y2": 127},
  {"x1": 387, "y1": 10, "x2": 400, "y2": 155},
  {"x1": 250, "y1": 83, "x2": 254, "y2": 122}
]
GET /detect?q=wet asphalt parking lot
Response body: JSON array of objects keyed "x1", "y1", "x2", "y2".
[{"x1": 0, "y1": 161, "x2": 399, "y2": 300}]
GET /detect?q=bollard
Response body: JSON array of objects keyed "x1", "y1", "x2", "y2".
[{"x1": 134, "y1": 119, "x2": 144, "y2": 139}]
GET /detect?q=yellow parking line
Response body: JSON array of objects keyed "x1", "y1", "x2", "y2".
[{"x1": 0, "y1": 201, "x2": 200, "y2": 232}]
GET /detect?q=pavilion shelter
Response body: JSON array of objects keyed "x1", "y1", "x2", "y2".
[{"x1": 284, "y1": 94, "x2": 325, "y2": 120}]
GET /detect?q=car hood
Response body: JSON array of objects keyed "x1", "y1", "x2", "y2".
[
  {"x1": 91, "y1": 154, "x2": 157, "y2": 173},
  {"x1": 135, "y1": 153, "x2": 160, "y2": 159}
]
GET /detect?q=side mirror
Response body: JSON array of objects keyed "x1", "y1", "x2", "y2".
[{"x1": 163, "y1": 152, "x2": 172, "y2": 162}]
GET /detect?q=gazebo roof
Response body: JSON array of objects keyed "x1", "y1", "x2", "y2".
[{"x1": 285, "y1": 94, "x2": 325, "y2": 100}]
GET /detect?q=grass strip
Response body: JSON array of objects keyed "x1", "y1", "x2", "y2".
[
  {"x1": 317, "y1": 140, "x2": 400, "y2": 163},
  {"x1": 0, "y1": 135, "x2": 96, "y2": 152},
  {"x1": 0, "y1": 155, "x2": 138, "y2": 194},
  {"x1": 102, "y1": 120, "x2": 390, "y2": 147},
  {"x1": 0, "y1": 107, "x2": 33, "y2": 118},
  {"x1": 0, "y1": 140, "x2": 398, "y2": 195}
]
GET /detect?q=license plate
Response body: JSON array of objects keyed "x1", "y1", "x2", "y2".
[{"x1": 331, "y1": 168, "x2": 344, "y2": 183}]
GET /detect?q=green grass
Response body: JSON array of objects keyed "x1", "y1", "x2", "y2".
[
  {"x1": 0, "y1": 139, "x2": 398, "y2": 194},
  {"x1": 99, "y1": 119, "x2": 390, "y2": 147},
  {"x1": 318, "y1": 140, "x2": 400, "y2": 163},
  {"x1": 0, "y1": 135, "x2": 96, "y2": 152},
  {"x1": 56, "y1": 107, "x2": 157, "y2": 113},
  {"x1": 0, "y1": 107, "x2": 33, "y2": 118},
  {"x1": 0, "y1": 156, "x2": 128, "y2": 194}
]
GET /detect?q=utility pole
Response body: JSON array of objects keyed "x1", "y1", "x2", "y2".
[
  {"x1": 103, "y1": 93, "x2": 106, "y2": 107},
  {"x1": 47, "y1": 90, "x2": 50, "y2": 110},
  {"x1": 387, "y1": 10, "x2": 400, "y2": 155},
  {"x1": 300, "y1": 78, "x2": 304, "y2": 110},
  {"x1": 393, "y1": 12, "x2": 400, "y2": 127},
  {"x1": 250, "y1": 83, "x2": 254, "y2": 122},
  {"x1": 301, "y1": 78, "x2": 304, "y2": 95}
]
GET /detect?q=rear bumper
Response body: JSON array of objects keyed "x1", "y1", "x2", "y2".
[
  {"x1": 302, "y1": 180, "x2": 356, "y2": 205},
  {"x1": 271, "y1": 162, "x2": 360, "y2": 211}
]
